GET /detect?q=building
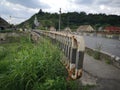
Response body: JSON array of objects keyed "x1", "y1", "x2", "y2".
[
  {"x1": 98, "y1": 27, "x2": 104, "y2": 31},
  {"x1": 104, "y1": 26, "x2": 120, "y2": 33},
  {"x1": 64, "y1": 27, "x2": 71, "y2": 32},
  {"x1": 34, "y1": 16, "x2": 39, "y2": 27},
  {"x1": 77, "y1": 25, "x2": 94, "y2": 32},
  {"x1": 49, "y1": 26, "x2": 56, "y2": 31}
]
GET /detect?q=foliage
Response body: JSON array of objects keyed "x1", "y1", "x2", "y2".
[
  {"x1": 93, "y1": 43, "x2": 103, "y2": 60},
  {"x1": 0, "y1": 17, "x2": 10, "y2": 30},
  {"x1": 0, "y1": 32, "x2": 96, "y2": 90},
  {"x1": 0, "y1": 29, "x2": 13, "y2": 33},
  {"x1": 93, "y1": 51, "x2": 101, "y2": 60},
  {"x1": 18, "y1": 10, "x2": 120, "y2": 30},
  {"x1": 105, "y1": 59, "x2": 111, "y2": 64},
  {"x1": 0, "y1": 34, "x2": 72, "y2": 90},
  {"x1": 0, "y1": 46, "x2": 7, "y2": 60}
]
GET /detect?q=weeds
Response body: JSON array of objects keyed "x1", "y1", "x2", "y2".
[
  {"x1": 105, "y1": 59, "x2": 111, "y2": 64},
  {"x1": 0, "y1": 32, "x2": 91, "y2": 90},
  {"x1": 94, "y1": 43, "x2": 103, "y2": 60},
  {"x1": 93, "y1": 51, "x2": 101, "y2": 60},
  {"x1": 0, "y1": 34, "x2": 72, "y2": 90},
  {"x1": 0, "y1": 46, "x2": 7, "y2": 60}
]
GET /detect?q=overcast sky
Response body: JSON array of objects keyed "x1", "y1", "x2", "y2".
[{"x1": 0, "y1": 0, "x2": 120, "y2": 24}]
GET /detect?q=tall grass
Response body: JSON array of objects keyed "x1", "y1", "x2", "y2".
[{"x1": 0, "y1": 34, "x2": 69, "y2": 90}]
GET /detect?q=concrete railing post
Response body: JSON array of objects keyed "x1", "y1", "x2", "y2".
[{"x1": 33, "y1": 30, "x2": 85, "y2": 80}]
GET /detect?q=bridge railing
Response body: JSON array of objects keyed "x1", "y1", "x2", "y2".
[{"x1": 33, "y1": 30, "x2": 85, "y2": 79}]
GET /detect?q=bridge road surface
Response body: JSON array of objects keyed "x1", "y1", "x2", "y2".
[
  {"x1": 83, "y1": 36, "x2": 120, "y2": 57},
  {"x1": 80, "y1": 54, "x2": 120, "y2": 90}
]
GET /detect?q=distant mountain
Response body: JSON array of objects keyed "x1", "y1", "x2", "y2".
[
  {"x1": 18, "y1": 9, "x2": 120, "y2": 30},
  {"x1": 0, "y1": 17, "x2": 10, "y2": 30}
]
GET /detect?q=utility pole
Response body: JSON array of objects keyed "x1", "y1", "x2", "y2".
[
  {"x1": 9, "y1": 15, "x2": 11, "y2": 24},
  {"x1": 67, "y1": 16, "x2": 69, "y2": 27},
  {"x1": 59, "y1": 8, "x2": 61, "y2": 31}
]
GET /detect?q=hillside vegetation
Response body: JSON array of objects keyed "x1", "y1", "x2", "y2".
[
  {"x1": 18, "y1": 9, "x2": 120, "y2": 30},
  {"x1": 0, "y1": 17, "x2": 10, "y2": 29}
]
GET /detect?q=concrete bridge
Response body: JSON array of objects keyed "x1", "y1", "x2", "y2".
[
  {"x1": 31, "y1": 30, "x2": 120, "y2": 89},
  {"x1": 31, "y1": 30, "x2": 85, "y2": 80}
]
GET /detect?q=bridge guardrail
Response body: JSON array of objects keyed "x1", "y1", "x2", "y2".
[{"x1": 33, "y1": 30, "x2": 85, "y2": 79}]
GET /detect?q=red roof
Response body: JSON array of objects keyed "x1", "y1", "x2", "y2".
[{"x1": 105, "y1": 26, "x2": 120, "y2": 32}]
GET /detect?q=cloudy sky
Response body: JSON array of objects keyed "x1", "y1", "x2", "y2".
[{"x1": 0, "y1": 0, "x2": 120, "y2": 24}]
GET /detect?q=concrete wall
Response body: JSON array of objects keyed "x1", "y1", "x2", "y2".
[
  {"x1": 0, "y1": 32, "x2": 20, "y2": 43},
  {"x1": 85, "y1": 47, "x2": 120, "y2": 69}
]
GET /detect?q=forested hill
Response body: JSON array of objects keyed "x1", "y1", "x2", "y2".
[
  {"x1": 0, "y1": 17, "x2": 10, "y2": 29},
  {"x1": 18, "y1": 9, "x2": 120, "y2": 30}
]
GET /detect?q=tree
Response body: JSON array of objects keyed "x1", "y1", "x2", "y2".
[
  {"x1": 18, "y1": 10, "x2": 120, "y2": 30},
  {"x1": 38, "y1": 9, "x2": 44, "y2": 15}
]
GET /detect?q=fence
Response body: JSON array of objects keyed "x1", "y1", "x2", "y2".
[{"x1": 32, "y1": 30, "x2": 85, "y2": 79}]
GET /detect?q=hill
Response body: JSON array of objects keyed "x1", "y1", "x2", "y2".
[
  {"x1": 0, "y1": 17, "x2": 10, "y2": 30},
  {"x1": 18, "y1": 9, "x2": 120, "y2": 31}
]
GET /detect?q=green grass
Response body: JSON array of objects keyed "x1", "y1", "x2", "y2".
[
  {"x1": 105, "y1": 59, "x2": 111, "y2": 64},
  {"x1": 0, "y1": 33, "x2": 93, "y2": 90},
  {"x1": 0, "y1": 34, "x2": 69, "y2": 90},
  {"x1": 0, "y1": 29, "x2": 13, "y2": 33},
  {"x1": 93, "y1": 51, "x2": 101, "y2": 60}
]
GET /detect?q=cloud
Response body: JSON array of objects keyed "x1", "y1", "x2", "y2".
[
  {"x1": 0, "y1": 0, "x2": 120, "y2": 24},
  {"x1": 0, "y1": 0, "x2": 39, "y2": 24},
  {"x1": 95, "y1": 0, "x2": 111, "y2": 5},
  {"x1": 72, "y1": 0, "x2": 120, "y2": 8},
  {"x1": 69, "y1": 0, "x2": 120, "y2": 15},
  {"x1": 42, "y1": 0, "x2": 71, "y2": 13},
  {"x1": 94, "y1": 0, "x2": 120, "y2": 15},
  {"x1": 109, "y1": 0, "x2": 120, "y2": 7},
  {"x1": 74, "y1": 0, "x2": 94, "y2": 5},
  {"x1": 90, "y1": 0, "x2": 120, "y2": 8},
  {"x1": 6, "y1": 0, "x2": 50, "y2": 9}
]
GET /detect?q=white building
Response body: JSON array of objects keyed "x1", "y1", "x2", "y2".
[
  {"x1": 34, "y1": 16, "x2": 39, "y2": 27},
  {"x1": 77, "y1": 25, "x2": 94, "y2": 32}
]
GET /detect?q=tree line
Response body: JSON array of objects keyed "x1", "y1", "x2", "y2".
[{"x1": 18, "y1": 9, "x2": 120, "y2": 31}]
